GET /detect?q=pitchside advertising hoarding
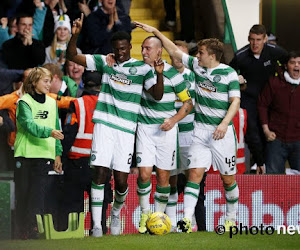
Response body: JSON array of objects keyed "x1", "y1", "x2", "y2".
[{"x1": 84, "y1": 175, "x2": 300, "y2": 234}]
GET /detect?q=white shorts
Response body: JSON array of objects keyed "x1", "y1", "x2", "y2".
[
  {"x1": 136, "y1": 123, "x2": 177, "y2": 171},
  {"x1": 188, "y1": 124, "x2": 237, "y2": 175},
  {"x1": 90, "y1": 123, "x2": 135, "y2": 173},
  {"x1": 170, "y1": 146, "x2": 190, "y2": 176}
]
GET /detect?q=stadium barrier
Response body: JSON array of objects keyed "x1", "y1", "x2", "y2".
[{"x1": 85, "y1": 174, "x2": 300, "y2": 235}]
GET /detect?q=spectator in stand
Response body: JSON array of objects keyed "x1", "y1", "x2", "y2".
[
  {"x1": 163, "y1": 0, "x2": 195, "y2": 46},
  {"x1": 229, "y1": 24, "x2": 287, "y2": 174},
  {"x1": 2, "y1": 13, "x2": 46, "y2": 70},
  {"x1": 64, "y1": 59, "x2": 85, "y2": 97},
  {"x1": 80, "y1": 0, "x2": 131, "y2": 54},
  {"x1": 258, "y1": 51, "x2": 300, "y2": 174},
  {"x1": 44, "y1": 14, "x2": 78, "y2": 70}
]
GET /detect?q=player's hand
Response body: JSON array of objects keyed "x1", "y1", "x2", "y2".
[
  {"x1": 264, "y1": 130, "x2": 276, "y2": 141},
  {"x1": 256, "y1": 165, "x2": 265, "y2": 175},
  {"x1": 213, "y1": 122, "x2": 228, "y2": 140},
  {"x1": 72, "y1": 13, "x2": 84, "y2": 35},
  {"x1": 154, "y1": 57, "x2": 164, "y2": 74},
  {"x1": 160, "y1": 118, "x2": 176, "y2": 131},
  {"x1": 58, "y1": 50, "x2": 65, "y2": 64},
  {"x1": 0, "y1": 115, "x2": 3, "y2": 126},
  {"x1": 78, "y1": 0, "x2": 91, "y2": 17},
  {"x1": 53, "y1": 155, "x2": 63, "y2": 173},
  {"x1": 51, "y1": 130, "x2": 64, "y2": 140},
  {"x1": 106, "y1": 53, "x2": 116, "y2": 67},
  {"x1": 134, "y1": 21, "x2": 157, "y2": 33}
]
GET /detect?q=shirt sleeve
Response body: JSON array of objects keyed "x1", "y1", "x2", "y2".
[
  {"x1": 182, "y1": 53, "x2": 196, "y2": 71},
  {"x1": 55, "y1": 104, "x2": 63, "y2": 156},
  {"x1": 86, "y1": 54, "x2": 105, "y2": 73},
  {"x1": 143, "y1": 66, "x2": 156, "y2": 91},
  {"x1": 17, "y1": 100, "x2": 52, "y2": 138},
  {"x1": 228, "y1": 70, "x2": 241, "y2": 98}
]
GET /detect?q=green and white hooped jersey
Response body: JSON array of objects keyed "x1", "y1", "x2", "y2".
[
  {"x1": 175, "y1": 68, "x2": 196, "y2": 136},
  {"x1": 86, "y1": 55, "x2": 156, "y2": 134},
  {"x1": 182, "y1": 53, "x2": 240, "y2": 130},
  {"x1": 138, "y1": 63, "x2": 187, "y2": 125}
]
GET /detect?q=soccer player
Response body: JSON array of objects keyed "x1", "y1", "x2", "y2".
[
  {"x1": 67, "y1": 15, "x2": 164, "y2": 237},
  {"x1": 136, "y1": 36, "x2": 193, "y2": 234},
  {"x1": 135, "y1": 22, "x2": 240, "y2": 233},
  {"x1": 165, "y1": 40, "x2": 196, "y2": 231}
]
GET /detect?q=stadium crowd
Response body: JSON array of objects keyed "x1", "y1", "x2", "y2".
[{"x1": 0, "y1": 0, "x2": 299, "y2": 240}]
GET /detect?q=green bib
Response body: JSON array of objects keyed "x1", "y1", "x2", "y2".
[{"x1": 14, "y1": 94, "x2": 57, "y2": 160}]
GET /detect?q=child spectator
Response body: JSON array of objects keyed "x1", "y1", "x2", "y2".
[
  {"x1": 44, "y1": 14, "x2": 74, "y2": 69},
  {"x1": 14, "y1": 67, "x2": 64, "y2": 239}
]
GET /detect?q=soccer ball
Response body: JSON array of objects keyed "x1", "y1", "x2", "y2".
[{"x1": 146, "y1": 212, "x2": 171, "y2": 235}]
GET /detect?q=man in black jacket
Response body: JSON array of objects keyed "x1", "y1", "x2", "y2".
[
  {"x1": 230, "y1": 24, "x2": 287, "y2": 174},
  {"x1": 2, "y1": 13, "x2": 45, "y2": 70}
]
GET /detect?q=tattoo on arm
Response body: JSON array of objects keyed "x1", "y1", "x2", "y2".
[{"x1": 184, "y1": 99, "x2": 193, "y2": 113}]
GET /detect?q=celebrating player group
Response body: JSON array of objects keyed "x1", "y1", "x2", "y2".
[{"x1": 67, "y1": 15, "x2": 240, "y2": 237}]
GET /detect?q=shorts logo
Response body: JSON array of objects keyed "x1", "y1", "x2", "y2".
[
  {"x1": 213, "y1": 75, "x2": 221, "y2": 83},
  {"x1": 91, "y1": 154, "x2": 96, "y2": 161},
  {"x1": 136, "y1": 156, "x2": 142, "y2": 164},
  {"x1": 198, "y1": 80, "x2": 217, "y2": 92},
  {"x1": 129, "y1": 66, "x2": 137, "y2": 75},
  {"x1": 187, "y1": 159, "x2": 191, "y2": 166},
  {"x1": 35, "y1": 110, "x2": 49, "y2": 119}
]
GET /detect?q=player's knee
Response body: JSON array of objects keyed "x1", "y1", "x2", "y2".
[
  {"x1": 138, "y1": 170, "x2": 151, "y2": 183},
  {"x1": 221, "y1": 175, "x2": 235, "y2": 187},
  {"x1": 92, "y1": 166, "x2": 108, "y2": 184}
]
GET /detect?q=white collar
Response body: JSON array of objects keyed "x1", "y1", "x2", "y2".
[{"x1": 284, "y1": 71, "x2": 300, "y2": 85}]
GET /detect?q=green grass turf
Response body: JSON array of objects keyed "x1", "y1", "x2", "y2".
[{"x1": 2, "y1": 232, "x2": 300, "y2": 250}]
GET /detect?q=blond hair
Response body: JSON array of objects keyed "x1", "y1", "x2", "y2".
[
  {"x1": 197, "y1": 38, "x2": 224, "y2": 62},
  {"x1": 23, "y1": 67, "x2": 53, "y2": 95},
  {"x1": 49, "y1": 33, "x2": 71, "y2": 60}
]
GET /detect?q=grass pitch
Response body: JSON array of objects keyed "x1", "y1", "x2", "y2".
[{"x1": 2, "y1": 232, "x2": 299, "y2": 250}]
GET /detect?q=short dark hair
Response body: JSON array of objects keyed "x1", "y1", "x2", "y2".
[
  {"x1": 197, "y1": 38, "x2": 224, "y2": 62},
  {"x1": 249, "y1": 24, "x2": 266, "y2": 36},
  {"x1": 287, "y1": 51, "x2": 300, "y2": 62},
  {"x1": 143, "y1": 36, "x2": 163, "y2": 48},
  {"x1": 111, "y1": 31, "x2": 131, "y2": 44},
  {"x1": 16, "y1": 13, "x2": 33, "y2": 25}
]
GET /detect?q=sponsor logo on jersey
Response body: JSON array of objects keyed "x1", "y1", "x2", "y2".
[
  {"x1": 110, "y1": 73, "x2": 132, "y2": 85},
  {"x1": 34, "y1": 110, "x2": 49, "y2": 119},
  {"x1": 213, "y1": 75, "x2": 221, "y2": 83},
  {"x1": 198, "y1": 80, "x2": 217, "y2": 92},
  {"x1": 129, "y1": 66, "x2": 137, "y2": 75}
]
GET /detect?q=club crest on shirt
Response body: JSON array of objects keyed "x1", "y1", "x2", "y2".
[
  {"x1": 110, "y1": 73, "x2": 132, "y2": 85},
  {"x1": 129, "y1": 66, "x2": 137, "y2": 75},
  {"x1": 213, "y1": 75, "x2": 221, "y2": 83},
  {"x1": 198, "y1": 80, "x2": 217, "y2": 92}
]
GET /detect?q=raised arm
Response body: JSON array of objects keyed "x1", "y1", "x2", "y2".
[
  {"x1": 134, "y1": 21, "x2": 184, "y2": 61},
  {"x1": 147, "y1": 58, "x2": 164, "y2": 100},
  {"x1": 66, "y1": 13, "x2": 87, "y2": 67}
]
